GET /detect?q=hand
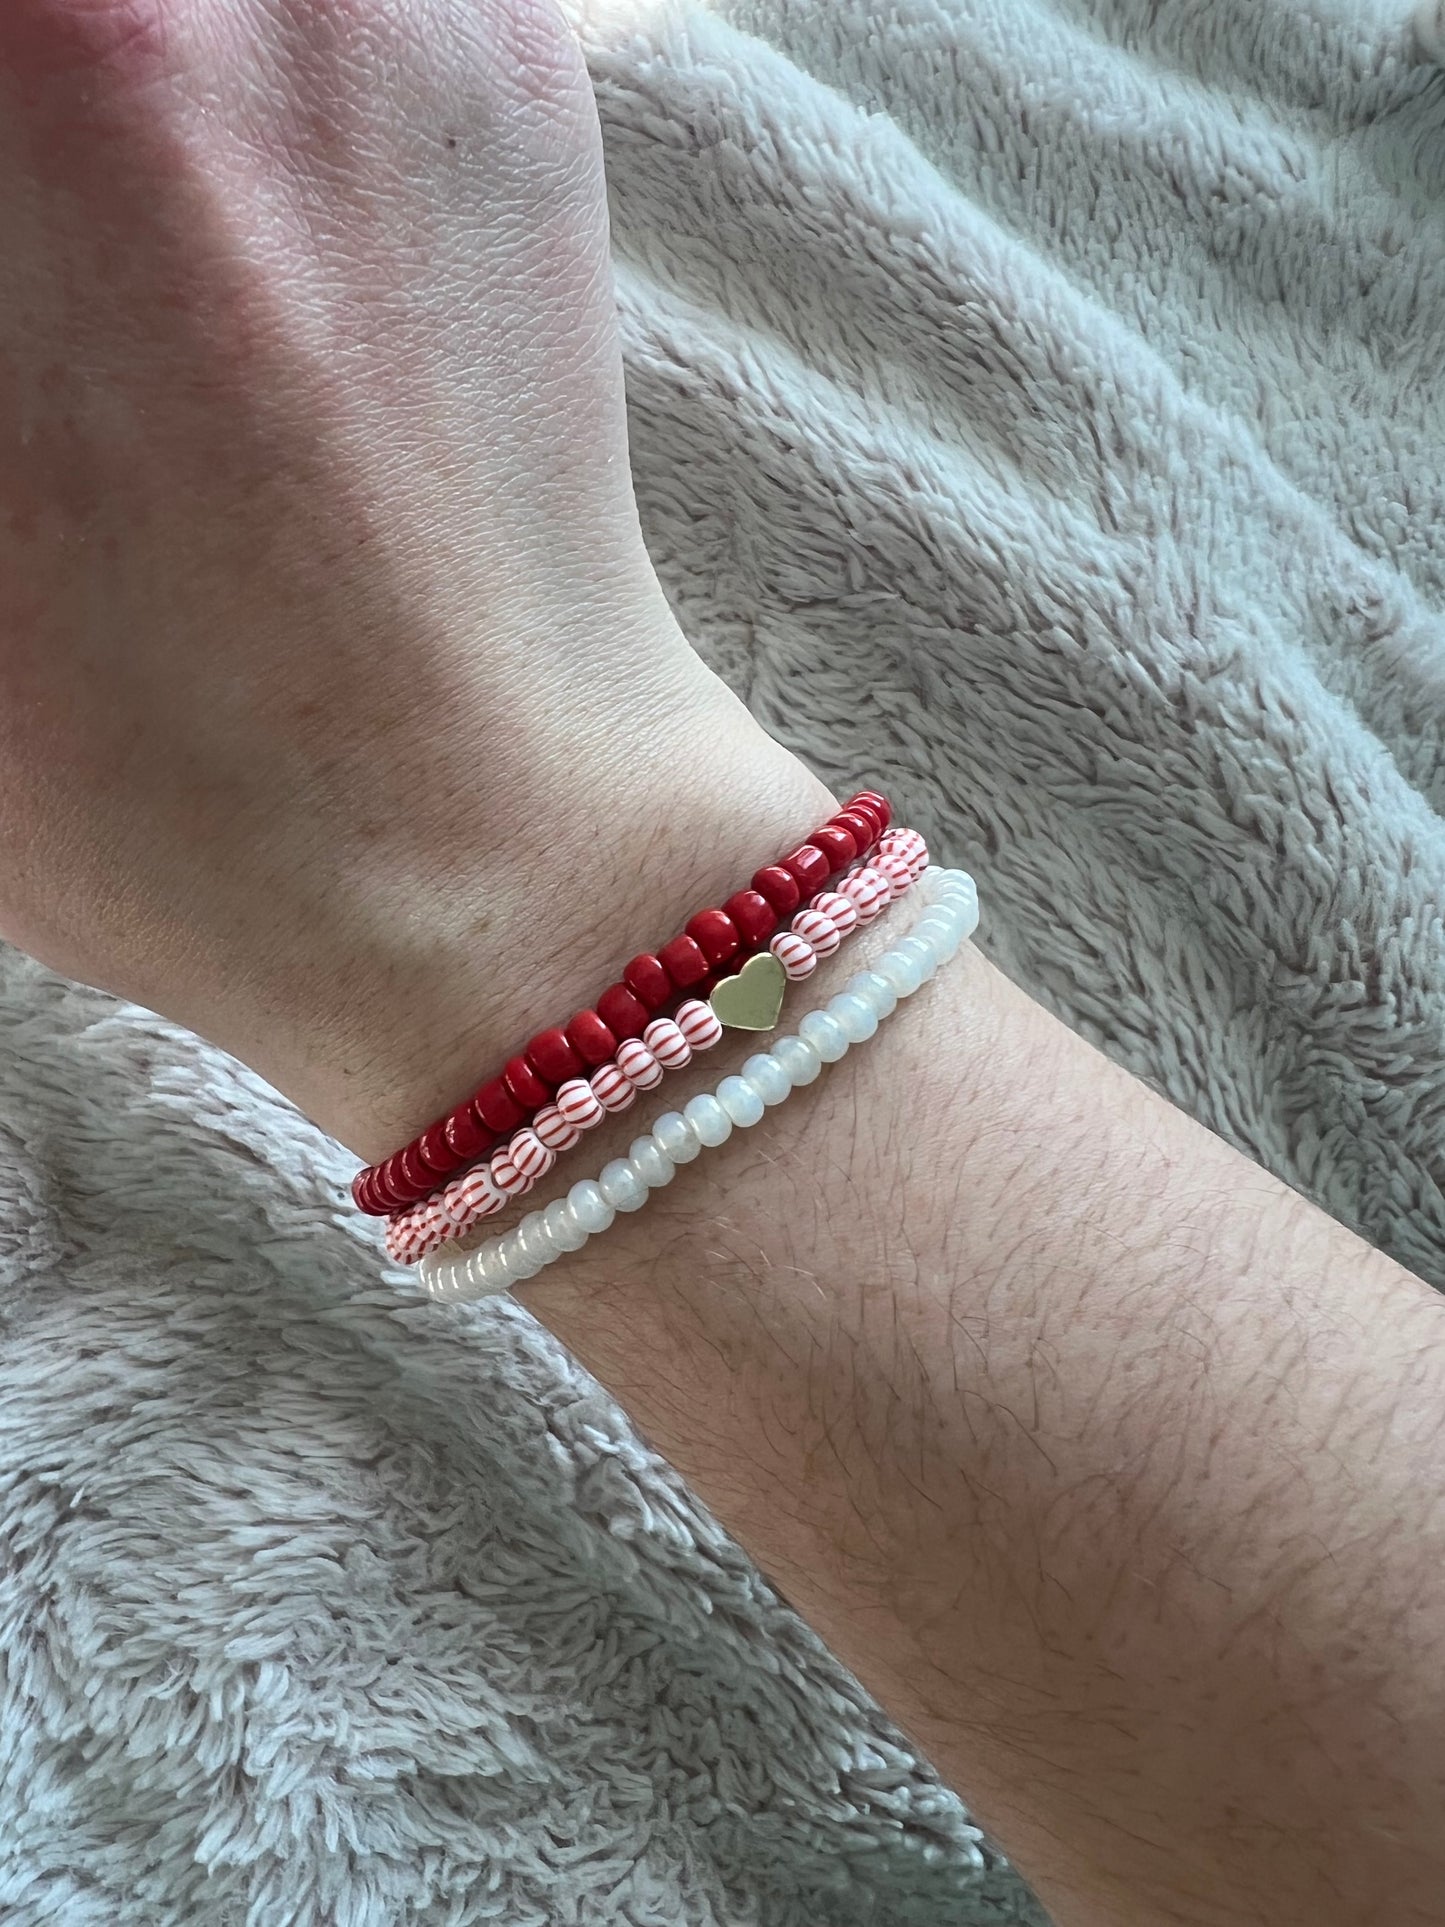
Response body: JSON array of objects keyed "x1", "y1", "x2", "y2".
[{"x1": 0, "y1": 0, "x2": 831, "y2": 1155}]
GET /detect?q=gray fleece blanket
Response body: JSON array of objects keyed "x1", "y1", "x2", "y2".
[{"x1": 3, "y1": 2, "x2": 1443, "y2": 1921}]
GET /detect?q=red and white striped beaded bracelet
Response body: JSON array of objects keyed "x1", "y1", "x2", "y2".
[
  {"x1": 353, "y1": 789, "x2": 897, "y2": 1217},
  {"x1": 381, "y1": 824, "x2": 930, "y2": 1264}
]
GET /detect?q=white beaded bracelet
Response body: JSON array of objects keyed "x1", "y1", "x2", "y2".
[{"x1": 417, "y1": 865, "x2": 979, "y2": 1304}]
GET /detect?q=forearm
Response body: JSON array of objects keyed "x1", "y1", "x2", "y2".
[
  {"x1": 179, "y1": 602, "x2": 1442, "y2": 1924},
  {"x1": 317, "y1": 723, "x2": 1445, "y2": 1927},
  {"x1": 522, "y1": 919, "x2": 1444, "y2": 1925}
]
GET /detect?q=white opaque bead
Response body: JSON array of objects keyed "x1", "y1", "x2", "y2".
[
  {"x1": 897, "y1": 933, "x2": 940, "y2": 980},
  {"x1": 568, "y1": 1178, "x2": 616, "y2": 1234},
  {"x1": 517, "y1": 1211, "x2": 555, "y2": 1268},
  {"x1": 876, "y1": 947, "x2": 924, "y2": 997},
  {"x1": 683, "y1": 1093, "x2": 733, "y2": 1147},
  {"x1": 598, "y1": 1158, "x2": 649, "y2": 1212},
  {"x1": 499, "y1": 1228, "x2": 543, "y2": 1282},
  {"x1": 426, "y1": 1260, "x2": 463, "y2": 1302},
  {"x1": 940, "y1": 891, "x2": 980, "y2": 940},
  {"x1": 740, "y1": 1052, "x2": 792, "y2": 1106},
  {"x1": 845, "y1": 969, "x2": 898, "y2": 1019},
  {"x1": 799, "y1": 1009, "x2": 849, "y2": 1063},
  {"x1": 652, "y1": 1110, "x2": 701, "y2": 1163},
  {"x1": 772, "y1": 1033, "x2": 823, "y2": 1086},
  {"x1": 466, "y1": 1241, "x2": 513, "y2": 1297},
  {"x1": 828, "y1": 991, "x2": 879, "y2": 1043},
  {"x1": 628, "y1": 1136, "x2": 676, "y2": 1189},
  {"x1": 543, "y1": 1197, "x2": 589, "y2": 1252},
  {"x1": 717, "y1": 1075, "x2": 766, "y2": 1128},
  {"x1": 913, "y1": 914, "x2": 962, "y2": 961}
]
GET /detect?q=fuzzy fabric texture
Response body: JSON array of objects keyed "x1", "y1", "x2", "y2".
[{"x1": 2, "y1": 2, "x2": 1443, "y2": 1923}]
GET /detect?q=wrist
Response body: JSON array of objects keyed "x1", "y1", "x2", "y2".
[{"x1": 284, "y1": 654, "x2": 839, "y2": 1162}]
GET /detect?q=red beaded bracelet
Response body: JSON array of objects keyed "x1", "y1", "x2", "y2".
[{"x1": 352, "y1": 789, "x2": 892, "y2": 1215}]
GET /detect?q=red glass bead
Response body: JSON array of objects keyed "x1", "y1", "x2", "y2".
[
  {"x1": 526, "y1": 1027, "x2": 582, "y2": 1086},
  {"x1": 566, "y1": 1009, "x2": 618, "y2": 1068},
  {"x1": 659, "y1": 933, "x2": 710, "y2": 990},
  {"x1": 474, "y1": 1077, "x2": 524, "y2": 1135},
  {"x1": 443, "y1": 1102, "x2": 493, "y2": 1162},
  {"x1": 373, "y1": 1155, "x2": 408, "y2": 1208},
  {"x1": 418, "y1": 1121, "x2": 457, "y2": 1176},
  {"x1": 723, "y1": 889, "x2": 777, "y2": 947},
  {"x1": 851, "y1": 789, "x2": 891, "y2": 830},
  {"x1": 596, "y1": 982, "x2": 650, "y2": 1041},
  {"x1": 372, "y1": 1171, "x2": 404, "y2": 1214},
  {"x1": 751, "y1": 864, "x2": 802, "y2": 917},
  {"x1": 390, "y1": 1152, "x2": 423, "y2": 1203},
  {"x1": 811, "y1": 823, "x2": 857, "y2": 870},
  {"x1": 686, "y1": 908, "x2": 741, "y2": 967},
  {"x1": 782, "y1": 844, "x2": 830, "y2": 896},
  {"x1": 845, "y1": 799, "x2": 882, "y2": 843},
  {"x1": 399, "y1": 1144, "x2": 435, "y2": 1197},
  {"x1": 623, "y1": 953, "x2": 673, "y2": 1011},
  {"x1": 352, "y1": 1169, "x2": 378, "y2": 1213},
  {"x1": 830, "y1": 808, "x2": 878, "y2": 851},
  {"x1": 504, "y1": 1054, "x2": 552, "y2": 1110}
]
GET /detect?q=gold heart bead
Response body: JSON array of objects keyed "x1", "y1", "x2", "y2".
[{"x1": 709, "y1": 949, "x2": 787, "y2": 1031}]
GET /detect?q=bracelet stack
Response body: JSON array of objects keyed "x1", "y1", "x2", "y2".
[
  {"x1": 349, "y1": 788, "x2": 978, "y2": 1293},
  {"x1": 417, "y1": 863, "x2": 979, "y2": 1302},
  {"x1": 353, "y1": 790, "x2": 900, "y2": 1218}
]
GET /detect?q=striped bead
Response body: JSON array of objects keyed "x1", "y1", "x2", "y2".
[
  {"x1": 490, "y1": 1151, "x2": 529, "y2": 1198},
  {"x1": 533, "y1": 1103, "x2": 580, "y2": 1153},
  {"x1": 880, "y1": 827, "x2": 928, "y2": 881},
  {"x1": 556, "y1": 1078, "x2": 605, "y2": 1131},
  {"x1": 770, "y1": 929, "x2": 818, "y2": 981},
  {"x1": 643, "y1": 1017, "x2": 691, "y2": 1070},
  {"x1": 509, "y1": 1128, "x2": 554, "y2": 1183},
  {"x1": 812, "y1": 889, "x2": 858, "y2": 939},
  {"x1": 874, "y1": 849, "x2": 913, "y2": 897},
  {"x1": 591, "y1": 1062, "x2": 636, "y2": 1113},
  {"x1": 616, "y1": 1037, "x2": 664, "y2": 1089},
  {"x1": 387, "y1": 1199, "x2": 448, "y2": 1265},
  {"x1": 792, "y1": 906, "x2": 841, "y2": 958},
  {"x1": 440, "y1": 1165, "x2": 504, "y2": 1227},
  {"x1": 838, "y1": 866, "x2": 890, "y2": 922},
  {"x1": 676, "y1": 999, "x2": 723, "y2": 1052}
]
